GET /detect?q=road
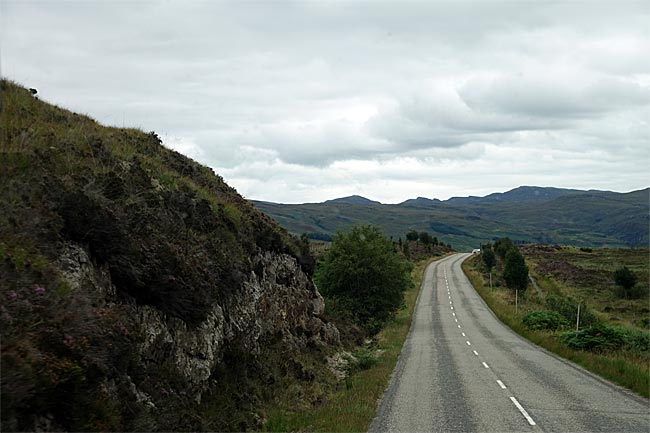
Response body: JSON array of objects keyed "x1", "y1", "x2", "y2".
[{"x1": 369, "y1": 253, "x2": 649, "y2": 432}]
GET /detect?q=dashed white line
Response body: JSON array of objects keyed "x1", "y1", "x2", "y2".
[
  {"x1": 452, "y1": 312, "x2": 456, "y2": 316},
  {"x1": 466, "y1": 341, "x2": 471, "y2": 346},
  {"x1": 482, "y1": 362, "x2": 490, "y2": 369},
  {"x1": 461, "y1": 332, "x2": 466, "y2": 337},
  {"x1": 451, "y1": 306, "x2": 454, "y2": 310},
  {"x1": 457, "y1": 324, "x2": 461, "y2": 328},
  {"x1": 510, "y1": 397, "x2": 536, "y2": 426},
  {"x1": 497, "y1": 380, "x2": 507, "y2": 389},
  {"x1": 454, "y1": 319, "x2": 458, "y2": 322},
  {"x1": 472, "y1": 350, "x2": 479, "y2": 356}
]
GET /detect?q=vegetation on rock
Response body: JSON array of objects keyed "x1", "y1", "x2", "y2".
[{"x1": 0, "y1": 79, "x2": 338, "y2": 431}]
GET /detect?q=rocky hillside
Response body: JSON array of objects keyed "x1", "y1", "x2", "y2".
[{"x1": 0, "y1": 80, "x2": 339, "y2": 431}]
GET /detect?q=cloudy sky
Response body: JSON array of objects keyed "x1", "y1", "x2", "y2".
[{"x1": 2, "y1": 1, "x2": 648, "y2": 203}]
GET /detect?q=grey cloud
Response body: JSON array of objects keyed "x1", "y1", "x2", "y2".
[
  {"x1": 459, "y1": 75, "x2": 649, "y2": 119},
  {"x1": 3, "y1": 0, "x2": 648, "y2": 202}
]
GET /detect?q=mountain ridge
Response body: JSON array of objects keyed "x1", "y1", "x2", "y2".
[
  {"x1": 263, "y1": 185, "x2": 633, "y2": 207},
  {"x1": 252, "y1": 187, "x2": 649, "y2": 250}
]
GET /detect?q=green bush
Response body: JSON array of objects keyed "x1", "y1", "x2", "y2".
[
  {"x1": 545, "y1": 294, "x2": 597, "y2": 327},
  {"x1": 635, "y1": 317, "x2": 650, "y2": 329},
  {"x1": 481, "y1": 247, "x2": 496, "y2": 271},
  {"x1": 628, "y1": 329, "x2": 650, "y2": 352},
  {"x1": 522, "y1": 310, "x2": 569, "y2": 330},
  {"x1": 503, "y1": 247, "x2": 528, "y2": 291},
  {"x1": 315, "y1": 225, "x2": 413, "y2": 334},
  {"x1": 560, "y1": 324, "x2": 650, "y2": 353},
  {"x1": 351, "y1": 349, "x2": 379, "y2": 371}
]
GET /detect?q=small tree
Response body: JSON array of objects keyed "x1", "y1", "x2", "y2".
[
  {"x1": 614, "y1": 266, "x2": 637, "y2": 298},
  {"x1": 482, "y1": 248, "x2": 496, "y2": 271},
  {"x1": 406, "y1": 230, "x2": 419, "y2": 242},
  {"x1": 494, "y1": 237, "x2": 514, "y2": 259},
  {"x1": 503, "y1": 247, "x2": 528, "y2": 291},
  {"x1": 419, "y1": 231, "x2": 432, "y2": 245},
  {"x1": 317, "y1": 225, "x2": 413, "y2": 333}
]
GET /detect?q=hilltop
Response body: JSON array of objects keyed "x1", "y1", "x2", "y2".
[
  {"x1": 324, "y1": 195, "x2": 382, "y2": 206},
  {"x1": 252, "y1": 187, "x2": 649, "y2": 250}
]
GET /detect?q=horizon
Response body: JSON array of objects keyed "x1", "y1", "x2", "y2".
[{"x1": 250, "y1": 184, "x2": 649, "y2": 205}]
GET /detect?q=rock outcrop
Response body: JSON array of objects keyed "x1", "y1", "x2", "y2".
[{"x1": 0, "y1": 80, "x2": 339, "y2": 431}]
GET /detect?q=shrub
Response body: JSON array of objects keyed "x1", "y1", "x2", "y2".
[
  {"x1": 545, "y1": 294, "x2": 597, "y2": 327},
  {"x1": 494, "y1": 237, "x2": 514, "y2": 259},
  {"x1": 522, "y1": 310, "x2": 569, "y2": 330},
  {"x1": 316, "y1": 225, "x2": 413, "y2": 334},
  {"x1": 614, "y1": 266, "x2": 637, "y2": 290},
  {"x1": 351, "y1": 349, "x2": 379, "y2": 371},
  {"x1": 635, "y1": 317, "x2": 650, "y2": 329},
  {"x1": 503, "y1": 247, "x2": 528, "y2": 291},
  {"x1": 481, "y1": 247, "x2": 496, "y2": 271},
  {"x1": 560, "y1": 324, "x2": 650, "y2": 353},
  {"x1": 614, "y1": 266, "x2": 641, "y2": 299}
]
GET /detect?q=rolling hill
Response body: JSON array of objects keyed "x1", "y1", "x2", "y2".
[{"x1": 251, "y1": 187, "x2": 649, "y2": 251}]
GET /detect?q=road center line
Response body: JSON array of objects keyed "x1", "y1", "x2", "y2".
[
  {"x1": 510, "y1": 397, "x2": 536, "y2": 426},
  {"x1": 497, "y1": 380, "x2": 507, "y2": 389},
  {"x1": 472, "y1": 350, "x2": 479, "y2": 356},
  {"x1": 466, "y1": 341, "x2": 471, "y2": 346},
  {"x1": 452, "y1": 312, "x2": 455, "y2": 316},
  {"x1": 457, "y1": 324, "x2": 461, "y2": 328},
  {"x1": 482, "y1": 362, "x2": 490, "y2": 369},
  {"x1": 461, "y1": 332, "x2": 466, "y2": 336}
]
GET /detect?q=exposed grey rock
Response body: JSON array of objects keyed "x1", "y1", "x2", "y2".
[{"x1": 58, "y1": 241, "x2": 340, "y2": 414}]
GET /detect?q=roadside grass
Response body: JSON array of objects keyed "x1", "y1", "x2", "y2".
[
  {"x1": 462, "y1": 255, "x2": 649, "y2": 398},
  {"x1": 263, "y1": 256, "x2": 444, "y2": 432}
]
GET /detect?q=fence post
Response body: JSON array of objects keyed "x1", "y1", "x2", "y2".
[
  {"x1": 515, "y1": 289, "x2": 518, "y2": 314},
  {"x1": 576, "y1": 303, "x2": 581, "y2": 331}
]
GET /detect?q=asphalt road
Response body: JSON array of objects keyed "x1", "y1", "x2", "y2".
[{"x1": 369, "y1": 253, "x2": 649, "y2": 432}]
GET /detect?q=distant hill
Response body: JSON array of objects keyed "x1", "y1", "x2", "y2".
[
  {"x1": 399, "y1": 197, "x2": 442, "y2": 207},
  {"x1": 252, "y1": 187, "x2": 649, "y2": 251},
  {"x1": 446, "y1": 186, "x2": 588, "y2": 205},
  {"x1": 324, "y1": 195, "x2": 382, "y2": 205}
]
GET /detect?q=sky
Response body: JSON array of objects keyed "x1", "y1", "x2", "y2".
[{"x1": 2, "y1": 0, "x2": 649, "y2": 203}]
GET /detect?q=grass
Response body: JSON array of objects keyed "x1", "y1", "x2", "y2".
[
  {"x1": 263, "y1": 255, "x2": 447, "y2": 432},
  {"x1": 462, "y1": 255, "x2": 649, "y2": 398},
  {"x1": 521, "y1": 245, "x2": 650, "y2": 329}
]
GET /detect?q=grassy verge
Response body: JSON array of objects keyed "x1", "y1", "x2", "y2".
[
  {"x1": 263, "y1": 256, "x2": 445, "y2": 432},
  {"x1": 462, "y1": 256, "x2": 649, "y2": 398}
]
